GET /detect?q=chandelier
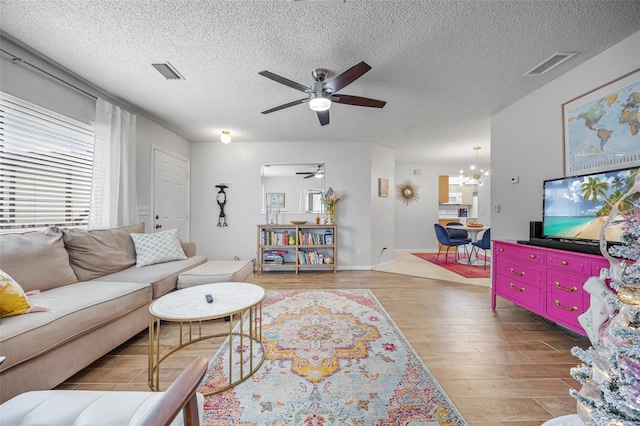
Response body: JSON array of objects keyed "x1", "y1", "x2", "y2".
[{"x1": 462, "y1": 146, "x2": 489, "y2": 185}]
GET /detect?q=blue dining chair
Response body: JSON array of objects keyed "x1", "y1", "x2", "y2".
[
  {"x1": 445, "y1": 222, "x2": 472, "y2": 242},
  {"x1": 469, "y1": 228, "x2": 491, "y2": 269},
  {"x1": 434, "y1": 223, "x2": 469, "y2": 263}
]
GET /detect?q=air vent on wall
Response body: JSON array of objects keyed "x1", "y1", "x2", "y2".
[
  {"x1": 152, "y1": 62, "x2": 185, "y2": 80},
  {"x1": 524, "y1": 52, "x2": 578, "y2": 76}
]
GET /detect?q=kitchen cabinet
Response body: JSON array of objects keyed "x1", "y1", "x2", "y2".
[
  {"x1": 461, "y1": 185, "x2": 475, "y2": 205},
  {"x1": 438, "y1": 175, "x2": 449, "y2": 203}
]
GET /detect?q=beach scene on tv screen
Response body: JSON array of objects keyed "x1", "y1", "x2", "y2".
[{"x1": 543, "y1": 167, "x2": 638, "y2": 242}]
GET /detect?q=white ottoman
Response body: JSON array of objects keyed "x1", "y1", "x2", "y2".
[
  {"x1": 177, "y1": 259, "x2": 253, "y2": 289},
  {"x1": 0, "y1": 390, "x2": 204, "y2": 426}
]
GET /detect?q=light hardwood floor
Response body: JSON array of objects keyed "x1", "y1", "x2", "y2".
[{"x1": 59, "y1": 254, "x2": 589, "y2": 425}]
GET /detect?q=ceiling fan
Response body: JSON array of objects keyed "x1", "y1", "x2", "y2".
[
  {"x1": 296, "y1": 165, "x2": 324, "y2": 179},
  {"x1": 259, "y1": 61, "x2": 386, "y2": 126}
]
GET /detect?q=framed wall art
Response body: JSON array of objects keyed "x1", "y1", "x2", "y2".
[
  {"x1": 378, "y1": 178, "x2": 389, "y2": 197},
  {"x1": 266, "y1": 192, "x2": 285, "y2": 209},
  {"x1": 563, "y1": 68, "x2": 640, "y2": 176}
]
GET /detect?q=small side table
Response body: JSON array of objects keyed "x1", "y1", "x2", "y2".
[{"x1": 148, "y1": 282, "x2": 265, "y2": 395}]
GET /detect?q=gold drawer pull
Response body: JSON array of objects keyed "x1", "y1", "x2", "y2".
[
  {"x1": 509, "y1": 268, "x2": 525, "y2": 277},
  {"x1": 561, "y1": 260, "x2": 568, "y2": 266},
  {"x1": 509, "y1": 282, "x2": 525, "y2": 292},
  {"x1": 530, "y1": 254, "x2": 536, "y2": 259},
  {"x1": 554, "y1": 300, "x2": 577, "y2": 311},
  {"x1": 554, "y1": 282, "x2": 577, "y2": 292}
]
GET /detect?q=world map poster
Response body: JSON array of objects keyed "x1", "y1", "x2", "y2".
[{"x1": 563, "y1": 68, "x2": 640, "y2": 175}]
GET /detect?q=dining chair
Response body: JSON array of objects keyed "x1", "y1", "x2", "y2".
[
  {"x1": 434, "y1": 223, "x2": 469, "y2": 263},
  {"x1": 445, "y1": 222, "x2": 472, "y2": 242},
  {"x1": 469, "y1": 228, "x2": 491, "y2": 269}
]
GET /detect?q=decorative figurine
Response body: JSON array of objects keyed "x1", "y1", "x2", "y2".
[{"x1": 215, "y1": 184, "x2": 228, "y2": 227}]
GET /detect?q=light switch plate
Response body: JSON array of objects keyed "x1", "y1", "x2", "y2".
[{"x1": 138, "y1": 206, "x2": 150, "y2": 215}]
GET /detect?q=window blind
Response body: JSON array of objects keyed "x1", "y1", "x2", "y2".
[{"x1": 0, "y1": 92, "x2": 95, "y2": 230}]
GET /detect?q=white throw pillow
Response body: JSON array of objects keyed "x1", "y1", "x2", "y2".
[{"x1": 130, "y1": 229, "x2": 187, "y2": 267}]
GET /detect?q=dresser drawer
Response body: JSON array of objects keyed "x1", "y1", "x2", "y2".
[
  {"x1": 494, "y1": 274, "x2": 544, "y2": 313},
  {"x1": 494, "y1": 242, "x2": 544, "y2": 265},
  {"x1": 548, "y1": 270, "x2": 584, "y2": 300},
  {"x1": 495, "y1": 259, "x2": 543, "y2": 288},
  {"x1": 546, "y1": 251, "x2": 588, "y2": 273},
  {"x1": 546, "y1": 292, "x2": 584, "y2": 332}
]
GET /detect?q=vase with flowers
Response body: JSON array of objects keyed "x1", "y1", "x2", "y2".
[{"x1": 324, "y1": 187, "x2": 343, "y2": 224}]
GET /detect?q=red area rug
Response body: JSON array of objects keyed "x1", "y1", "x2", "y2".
[{"x1": 411, "y1": 252, "x2": 490, "y2": 278}]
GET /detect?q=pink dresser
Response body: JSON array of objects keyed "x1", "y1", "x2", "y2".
[{"x1": 492, "y1": 240, "x2": 610, "y2": 335}]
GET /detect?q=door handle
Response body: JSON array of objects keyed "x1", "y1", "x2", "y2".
[{"x1": 155, "y1": 224, "x2": 162, "y2": 229}]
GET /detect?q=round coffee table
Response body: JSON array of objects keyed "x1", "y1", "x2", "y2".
[{"x1": 148, "y1": 282, "x2": 265, "y2": 395}]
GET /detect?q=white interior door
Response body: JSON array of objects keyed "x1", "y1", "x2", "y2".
[{"x1": 152, "y1": 147, "x2": 190, "y2": 240}]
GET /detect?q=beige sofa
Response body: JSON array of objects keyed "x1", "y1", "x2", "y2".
[{"x1": 0, "y1": 224, "x2": 207, "y2": 403}]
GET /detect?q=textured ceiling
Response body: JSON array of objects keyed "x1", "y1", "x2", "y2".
[{"x1": 1, "y1": 0, "x2": 639, "y2": 167}]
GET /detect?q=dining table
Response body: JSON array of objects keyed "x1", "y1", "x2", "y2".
[{"x1": 445, "y1": 224, "x2": 489, "y2": 266}]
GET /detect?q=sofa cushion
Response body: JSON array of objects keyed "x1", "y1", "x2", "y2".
[
  {"x1": 177, "y1": 260, "x2": 253, "y2": 289},
  {"x1": 62, "y1": 223, "x2": 145, "y2": 281},
  {"x1": 0, "y1": 227, "x2": 78, "y2": 292},
  {"x1": 130, "y1": 229, "x2": 187, "y2": 267},
  {"x1": 94, "y1": 255, "x2": 207, "y2": 298},
  {"x1": 0, "y1": 280, "x2": 152, "y2": 372}
]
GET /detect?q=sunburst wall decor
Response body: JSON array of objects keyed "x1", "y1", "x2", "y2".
[{"x1": 395, "y1": 179, "x2": 420, "y2": 206}]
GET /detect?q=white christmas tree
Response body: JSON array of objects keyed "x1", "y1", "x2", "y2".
[{"x1": 569, "y1": 171, "x2": 640, "y2": 425}]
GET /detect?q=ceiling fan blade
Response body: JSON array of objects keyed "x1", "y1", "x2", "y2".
[
  {"x1": 331, "y1": 94, "x2": 386, "y2": 108},
  {"x1": 317, "y1": 110, "x2": 329, "y2": 126},
  {"x1": 261, "y1": 98, "x2": 308, "y2": 114},
  {"x1": 323, "y1": 61, "x2": 371, "y2": 93},
  {"x1": 304, "y1": 174, "x2": 315, "y2": 179},
  {"x1": 296, "y1": 172, "x2": 313, "y2": 175},
  {"x1": 258, "y1": 71, "x2": 311, "y2": 93}
]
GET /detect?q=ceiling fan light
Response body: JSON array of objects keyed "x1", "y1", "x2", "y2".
[
  {"x1": 220, "y1": 131, "x2": 231, "y2": 144},
  {"x1": 309, "y1": 96, "x2": 331, "y2": 111}
]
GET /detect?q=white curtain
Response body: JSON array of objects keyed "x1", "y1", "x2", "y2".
[{"x1": 89, "y1": 98, "x2": 137, "y2": 228}]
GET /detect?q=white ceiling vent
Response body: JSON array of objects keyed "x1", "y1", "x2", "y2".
[
  {"x1": 524, "y1": 52, "x2": 578, "y2": 76},
  {"x1": 152, "y1": 62, "x2": 185, "y2": 80}
]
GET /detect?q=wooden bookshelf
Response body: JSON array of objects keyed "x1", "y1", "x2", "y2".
[{"x1": 257, "y1": 224, "x2": 337, "y2": 274}]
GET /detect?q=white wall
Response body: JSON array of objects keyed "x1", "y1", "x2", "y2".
[
  {"x1": 1, "y1": 35, "x2": 192, "y2": 234},
  {"x1": 371, "y1": 144, "x2": 396, "y2": 266},
  {"x1": 394, "y1": 163, "x2": 492, "y2": 251},
  {"x1": 189, "y1": 141, "x2": 386, "y2": 269},
  {"x1": 135, "y1": 116, "x2": 191, "y2": 232},
  {"x1": 491, "y1": 31, "x2": 640, "y2": 242}
]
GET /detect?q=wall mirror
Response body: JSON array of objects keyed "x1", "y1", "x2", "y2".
[{"x1": 261, "y1": 162, "x2": 325, "y2": 214}]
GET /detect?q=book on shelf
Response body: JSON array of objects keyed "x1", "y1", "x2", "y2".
[
  {"x1": 264, "y1": 249, "x2": 288, "y2": 255},
  {"x1": 297, "y1": 231, "x2": 327, "y2": 246},
  {"x1": 263, "y1": 254, "x2": 284, "y2": 264},
  {"x1": 298, "y1": 250, "x2": 322, "y2": 265}
]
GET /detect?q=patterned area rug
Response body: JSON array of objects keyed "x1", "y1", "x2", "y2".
[
  {"x1": 411, "y1": 253, "x2": 490, "y2": 278},
  {"x1": 199, "y1": 289, "x2": 466, "y2": 425}
]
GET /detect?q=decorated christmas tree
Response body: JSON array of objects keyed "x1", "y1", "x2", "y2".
[{"x1": 569, "y1": 171, "x2": 640, "y2": 425}]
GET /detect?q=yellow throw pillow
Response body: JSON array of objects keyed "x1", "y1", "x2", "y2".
[{"x1": 0, "y1": 270, "x2": 31, "y2": 317}]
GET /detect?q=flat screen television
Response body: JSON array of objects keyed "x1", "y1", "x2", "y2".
[{"x1": 542, "y1": 166, "x2": 639, "y2": 247}]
